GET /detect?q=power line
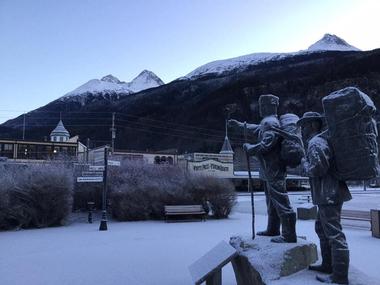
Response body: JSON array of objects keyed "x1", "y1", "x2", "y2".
[{"x1": 0, "y1": 109, "x2": 228, "y2": 134}]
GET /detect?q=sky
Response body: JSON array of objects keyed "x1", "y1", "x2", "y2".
[{"x1": 1, "y1": 0, "x2": 380, "y2": 123}]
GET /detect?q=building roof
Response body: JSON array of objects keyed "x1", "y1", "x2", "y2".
[
  {"x1": 50, "y1": 120, "x2": 70, "y2": 137},
  {"x1": 219, "y1": 136, "x2": 234, "y2": 154}
]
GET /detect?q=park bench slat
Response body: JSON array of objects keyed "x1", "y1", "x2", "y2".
[
  {"x1": 164, "y1": 205, "x2": 206, "y2": 222},
  {"x1": 341, "y1": 209, "x2": 371, "y2": 221}
]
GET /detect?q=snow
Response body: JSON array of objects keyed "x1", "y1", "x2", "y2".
[
  {"x1": 185, "y1": 34, "x2": 360, "y2": 79},
  {"x1": 60, "y1": 70, "x2": 164, "y2": 99},
  {"x1": 188, "y1": 240, "x2": 236, "y2": 283},
  {"x1": 231, "y1": 235, "x2": 317, "y2": 282},
  {"x1": 272, "y1": 266, "x2": 380, "y2": 285},
  {"x1": 280, "y1": 114, "x2": 299, "y2": 126},
  {"x1": 185, "y1": 52, "x2": 287, "y2": 78},
  {"x1": 324, "y1": 87, "x2": 375, "y2": 109},
  {"x1": 128, "y1": 70, "x2": 164, "y2": 93},
  {"x1": 0, "y1": 192, "x2": 379, "y2": 285},
  {"x1": 307, "y1": 34, "x2": 360, "y2": 52}
]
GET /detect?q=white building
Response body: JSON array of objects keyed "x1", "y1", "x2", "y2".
[{"x1": 50, "y1": 120, "x2": 70, "y2": 142}]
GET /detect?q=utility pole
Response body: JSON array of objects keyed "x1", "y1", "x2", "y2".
[
  {"x1": 22, "y1": 113, "x2": 26, "y2": 140},
  {"x1": 110, "y1": 112, "x2": 116, "y2": 154},
  {"x1": 99, "y1": 146, "x2": 109, "y2": 231},
  {"x1": 86, "y1": 138, "x2": 90, "y2": 163}
]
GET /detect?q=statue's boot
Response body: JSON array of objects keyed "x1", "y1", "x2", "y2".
[
  {"x1": 257, "y1": 214, "x2": 280, "y2": 236},
  {"x1": 309, "y1": 242, "x2": 332, "y2": 273},
  {"x1": 316, "y1": 249, "x2": 349, "y2": 284},
  {"x1": 271, "y1": 212, "x2": 297, "y2": 243},
  {"x1": 309, "y1": 264, "x2": 332, "y2": 274}
]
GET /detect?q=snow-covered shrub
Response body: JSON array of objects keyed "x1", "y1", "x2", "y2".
[
  {"x1": 199, "y1": 177, "x2": 236, "y2": 219},
  {"x1": 0, "y1": 165, "x2": 19, "y2": 230},
  {"x1": 0, "y1": 163, "x2": 73, "y2": 230},
  {"x1": 108, "y1": 161, "x2": 235, "y2": 221}
]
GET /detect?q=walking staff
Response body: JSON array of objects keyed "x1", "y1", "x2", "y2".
[{"x1": 244, "y1": 122, "x2": 256, "y2": 240}]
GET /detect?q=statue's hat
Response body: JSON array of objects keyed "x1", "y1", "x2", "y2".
[
  {"x1": 258, "y1": 94, "x2": 279, "y2": 106},
  {"x1": 297, "y1": 111, "x2": 324, "y2": 126}
]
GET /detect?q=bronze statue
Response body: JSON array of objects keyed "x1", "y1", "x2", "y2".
[
  {"x1": 298, "y1": 112, "x2": 351, "y2": 284},
  {"x1": 229, "y1": 94, "x2": 297, "y2": 243}
]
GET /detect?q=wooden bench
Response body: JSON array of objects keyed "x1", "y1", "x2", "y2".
[
  {"x1": 341, "y1": 209, "x2": 371, "y2": 222},
  {"x1": 164, "y1": 205, "x2": 206, "y2": 222},
  {"x1": 189, "y1": 241, "x2": 237, "y2": 285}
]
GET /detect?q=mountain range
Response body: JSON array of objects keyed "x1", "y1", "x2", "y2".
[{"x1": 2, "y1": 34, "x2": 379, "y2": 154}]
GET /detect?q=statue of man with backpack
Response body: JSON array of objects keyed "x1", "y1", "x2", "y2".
[
  {"x1": 297, "y1": 111, "x2": 351, "y2": 284},
  {"x1": 229, "y1": 94, "x2": 297, "y2": 243},
  {"x1": 297, "y1": 87, "x2": 380, "y2": 284}
]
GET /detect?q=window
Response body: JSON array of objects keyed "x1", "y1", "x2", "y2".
[
  {"x1": 0, "y1": 143, "x2": 14, "y2": 158},
  {"x1": 4, "y1": 144, "x2": 13, "y2": 151}
]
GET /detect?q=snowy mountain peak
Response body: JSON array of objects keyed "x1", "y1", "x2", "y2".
[
  {"x1": 132, "y1": 70, "x2": 164, "y2": 85},
  {"x1": 185, "y1": 34, "x2": 362, "y2": 79},
  {"x1": 101, "y1": 74, "x2": 121, "y2": 83},
  {"x1": 128, "y1": 70, "x2": 164, "y2": 92},
  {"x1": 307, "y1": 34, "x2": 360, "y2": 52},
  {"x1": 61, "y1": 70, "x2": 164, "y2": 100}
]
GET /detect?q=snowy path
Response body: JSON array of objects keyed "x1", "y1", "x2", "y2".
[{"x1": 0, "y1": 196, "x2": 379, "y2": 285}]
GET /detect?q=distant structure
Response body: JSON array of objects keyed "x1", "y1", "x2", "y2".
[
  {"x1": 50, "y1": 120, "x2": 70, "y2": 142},
  {"x1": 219, "y1": 119, "x2": 234, "y2": 154},
  {"x1": 220, "y1": 136, "x2": 234, "y2": 154},
  {"x1": 0, "y1": 119, "x2": 87, "y2": 161}
]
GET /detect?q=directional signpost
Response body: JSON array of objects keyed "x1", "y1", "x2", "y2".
[
  {"x1": 76, "y1": 147, "x2": 120, "y2": 231},
  {"x1": 89, "y1": 165, "x2": 105, "y2": 171},
  {"x1": 82, "y1": 171, "x2": 104, "y2": 177},
  {"x1": 107, "y1": 160, "x2": 121, "y2": 166},
  {"x1": 99, "y1": 147, "x2": 109, "y2": 231},
  {"x1": 77, "y1": 176, "x2": 103, "y2": 183}
]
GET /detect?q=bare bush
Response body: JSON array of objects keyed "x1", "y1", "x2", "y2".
[
  {"x1": 200, "y1": 177, "x2": 236, "y2": 219},
  {"x1": 0, "y1": 163, "x2": 74, "y2": 230},
  {"x1": 108, "y1": 161, "x2": 236, "y2": 221}
]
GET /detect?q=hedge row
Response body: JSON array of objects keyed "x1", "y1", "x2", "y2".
[
  {"x1": 108, "y1": 162, "x2": 236, "y2": 220},
  {"x1": 0, "y1": 163, "x2": 73, "y2": 230},
  {"x1": 0, "y1": 161, "x2": 236, "y2": 230}
]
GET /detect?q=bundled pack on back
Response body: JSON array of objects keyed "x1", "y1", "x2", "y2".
[
  {"x1": 322, "y1": 87, "x2": 380, "y2": 180},
  {"x1": 279, "y1": 113, "x2": 304, "y2": 168}
]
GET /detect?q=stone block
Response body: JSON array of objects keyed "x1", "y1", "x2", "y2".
[
  {"x1": 230, "y1": 235, "x2": 318, "y2": 285},
  {"x1": 297, "y1": 203, "x2": 318, "y2": 220}
]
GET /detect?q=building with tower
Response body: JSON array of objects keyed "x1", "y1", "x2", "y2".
[
  {"x1": 0, "y1": 120, "x2": 87, "y2": 162},
  {"x1": 50, "y1": 120, "x2": 70, "y2": 142}
]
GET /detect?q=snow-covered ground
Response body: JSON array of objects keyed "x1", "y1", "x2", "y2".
[{"x1": 0, "y1": 192, "x2": 379, "y2": 285}]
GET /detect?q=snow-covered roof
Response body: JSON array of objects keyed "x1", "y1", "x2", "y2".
[
  {"x1": 220, "y1": 136, "x2": 234, "y2": 154},
  {"x1": 50, "y1": 120, "x2": 70, "y2": 137}
]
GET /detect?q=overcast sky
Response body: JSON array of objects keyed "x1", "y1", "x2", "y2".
[{"x1": 1, "y1": 0, "x2": 379, "y2": 123}]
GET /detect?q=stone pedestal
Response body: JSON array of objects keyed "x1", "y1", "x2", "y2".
[{"x1": 230, "y1": 236, "x2": 318, "y2": 285}]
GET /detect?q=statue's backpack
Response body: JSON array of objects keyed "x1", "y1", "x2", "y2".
[
  {"x1": 322, "y1": 87, "x2": 380, "y2": 180},
  {"x1": 279, "y1": 113, "x2": 304, "y2": 168}
]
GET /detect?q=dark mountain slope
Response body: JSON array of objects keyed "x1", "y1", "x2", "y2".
[{"x1": 2, "y1": 49, "x2": 380, "y2": 153}]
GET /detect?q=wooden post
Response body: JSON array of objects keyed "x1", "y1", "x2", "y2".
[{"x1": 206, "y1": 269, "x2": 221, "y2": 285}]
